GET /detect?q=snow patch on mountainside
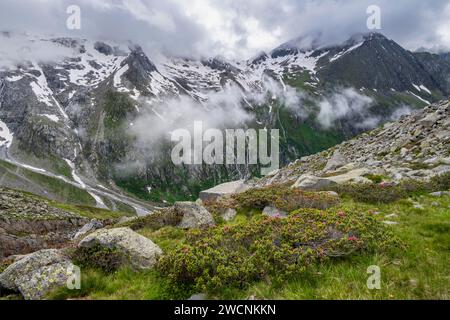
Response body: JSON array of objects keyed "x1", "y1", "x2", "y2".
[
  {"x1": 114, "y1": 64, "x2": 130, "y2": 91},
  {"x1": 67, "y1": 41, "x2": 127, "y2": 87},
  {"x1": 329, "y1": 42, "x2": 364, "y2": 62},
  {"x1": 408, "y1": 91, "x2": 431, "y2": 105},
  {"x1": 0, "y1": 120, "x2": 13, "y2": 148}
]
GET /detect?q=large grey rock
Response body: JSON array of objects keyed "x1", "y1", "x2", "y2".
[
  {"x1": 419, "y1": 113, "x2": 439, "y2": 128},
  {"x1": 324, "y1": 150, "x2": 348, "y2": 172},
  {"x1": 78, "y1": 227, "x2": 162, "y2": 269},
  {"x1": 326, "y1": 168, "x2": 372, "y2": 184},
  {"x1": 292, "y1": 175, "x2": 337, "y2": 190},
  {"x1": 292, "y1": 169, "x2": 372, "y2": 190},
  {"x1": 73, "y1": 219, "x2": 104, "y2": 240},
  {"x1": 0, "y1": 249, "x2": 74, "y2": 300},
  {"x1": 175, "y1": 202, "x2": 215, "y2": 229},
  {"x1": 199, "y1": 180, "x2": 250, "y2": 201}
]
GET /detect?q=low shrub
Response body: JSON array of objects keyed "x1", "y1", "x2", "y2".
[
  {"x1": 323, "y1": 172, "x2": 450, "y2": 204},
  {"x1": 232, "y1": 186, "x2": 339, "y2": 212},
  {"x1": 157, "y1": 208, "x2": 398, "y2": 292},
  {"x1": 364, "y1": 174, "x2": 384, "y2": 184},
  {"x1": 70, "y1": 244, "x2": 129, "y2": 273},
  {"x1": 327, "y1": 183, "x2": 407, "y2": 204}
]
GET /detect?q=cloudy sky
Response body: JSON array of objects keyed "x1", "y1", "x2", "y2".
[{"x1": 0, "y1": 0, "x2": 449, "y2": 59}]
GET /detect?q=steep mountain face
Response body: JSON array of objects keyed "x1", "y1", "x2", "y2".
[
  {"x1": 0, "y1": 32, "x2": 449, "y2": 206},
  {"x1": 316, "y1": 33, "x2": 446, "y2": 94}
]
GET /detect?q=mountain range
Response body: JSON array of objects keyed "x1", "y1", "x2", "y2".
[{"x1": 0, "y1": 31, "x2": 449, "y2": 211}]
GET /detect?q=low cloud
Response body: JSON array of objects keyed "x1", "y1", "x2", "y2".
[
  {"x1": 0, "y1": 33, "x2": 75, "y2": 69},
  {"x1": 317, "y1": 88, "x2": 374, "y2": 129},
  {"x1": 389, "y1": 105, "x2": 413, "y2": 121},
  {"x1": 131, "y1": 85, "x2": 254, "y2": 152}
]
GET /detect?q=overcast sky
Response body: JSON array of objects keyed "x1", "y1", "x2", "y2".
[{"x1": 0, "y1": 0, "x2": 449, "y2": 59}]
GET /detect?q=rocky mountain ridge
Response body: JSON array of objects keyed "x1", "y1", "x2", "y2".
[{"x1": 258, "y1": 100, "x2": 450, "y2": 188}]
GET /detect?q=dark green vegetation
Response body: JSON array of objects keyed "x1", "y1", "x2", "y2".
[
  {"x1": 323, "y1": 172, "x2": 450, "y2": 204},
  {"x1": 96, "y1": 91, "x2": 137, "y2": 179},
  {"x1": 46, "y1": 175, "x2": 450, "y2": 300},
  {"x1": 231, "y1": 185, "x2": 339, "y2": 211}
]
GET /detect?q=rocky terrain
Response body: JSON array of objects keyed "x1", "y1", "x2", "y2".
[
  {"x1": 258, "y1": 100, "x2": 450, "y2": 188},
  {"x1": 0, "y1": 187, "x2": 88, "y2": 259}
]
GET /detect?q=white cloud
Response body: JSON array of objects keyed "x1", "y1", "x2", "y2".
[
  {"x1": 317, "y1": 88, "x2": 374, "y2": 129},
  {"x1": 0, "y1": 0, "x2": 449, "y2": 59}
]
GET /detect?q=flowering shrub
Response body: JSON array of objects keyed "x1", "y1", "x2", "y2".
[
  {"x1": 157, "y1": 208, "x2": 397, "y2": 292},
  {"x1": 324, "y1": 172, "x2": 450, "y2": 204},
  {"x1": 326, "y1": 183, "x2": 406, "y2": 204},
  {"x1": 232, "y1": 186, "x2": 339, "y2": 212}
]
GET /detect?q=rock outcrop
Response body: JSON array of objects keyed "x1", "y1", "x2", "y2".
[
  {"x1": 174, "y1": 202, "x2": 215, "y2": 229},
  {"x1": 78, "y1": 227, "x2": 163, "y2": 270},
  {"x1": 199, "y1": 180, "x2": 251, "y2": 201},
  {"x1": 0, "y1": 249, "x2": 75, "y2": 300},
  {"x1": 0, "y1": 187, "x2": 87, "y2": 259},
  {"x1": 258, "y1": 100, "x2": 450, "y2": 187}
]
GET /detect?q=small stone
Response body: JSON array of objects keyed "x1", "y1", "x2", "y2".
[
  {"x1": 188, "y1": 293, "x2": 207, "y2": 300},
  {"x1": 409, "y1": 279, "x2": 418, "y2": 288},
  {"x1": 382, "y1": 221, "x2": 398, "y2": 225},
  {"x1": 262, "y1": 206, "x2": 288, "y2": 218}
]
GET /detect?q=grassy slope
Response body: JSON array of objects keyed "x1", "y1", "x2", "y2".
[
  {"x1": 48, "y1": 192, "x2": 449, "y2": 300},
  {"x1": 0, "y1": 159, "x2": 96, "y2": 206}
]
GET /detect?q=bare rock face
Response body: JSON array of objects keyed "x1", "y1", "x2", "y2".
[
  {"x1": 78, "y1": 227, "x2": 163, "y2": 270},
  {"x1": 174, "y1": 202, "x2": 215, "y2": 229},
  {"x1": 199, "y1": 180, "x2": 250, "y2": 201},
  {"x1": 0, "y1": 249, "x2": 74, "y2": 300}
]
